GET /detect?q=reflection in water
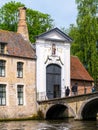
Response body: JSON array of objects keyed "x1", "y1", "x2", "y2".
[{"x1": 0, "y1": 119, "x2": 98, "y2": 130}]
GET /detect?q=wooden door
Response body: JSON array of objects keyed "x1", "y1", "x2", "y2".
[{"x1": 46, "y1": 64, "x2": 61, "y2": 99}]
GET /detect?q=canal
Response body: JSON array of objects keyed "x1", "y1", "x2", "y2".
[{"x1": 0, "y1": 118, "x2": 98, "y2": 130}]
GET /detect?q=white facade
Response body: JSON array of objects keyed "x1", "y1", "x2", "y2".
[{"x1": 36, "y1": 28, "x2": 72, "y2": 100}]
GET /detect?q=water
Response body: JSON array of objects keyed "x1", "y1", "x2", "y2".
[{"x1": 0, "y1": 118, "x2": 98, "y2": 130}]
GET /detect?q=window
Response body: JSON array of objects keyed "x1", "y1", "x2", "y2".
[
  {"x1": 0, "y1": 43, "x2": 5, "y2": 54},
  {"x1": 17, "y1": 85, "x2": 24, "y2": 105},
  {"x1": 0, "y1": 84, "x2": 6, "y2": 105},
  {"x1": 0, "y1": 60, "x2": 6, "y2": 77},
  {"x1": 17, "y1": 62, "x2": 23, "y2": 78}
]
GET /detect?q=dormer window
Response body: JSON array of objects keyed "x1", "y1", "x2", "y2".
[{"x1": 0, "y1": 43, "x2": 6, "y2": 54}]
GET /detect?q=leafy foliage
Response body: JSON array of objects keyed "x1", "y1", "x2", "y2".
[
  {"x1": 0, "y1": 1, "x2": 54, "y2": 42},
  {"x1": 0, "y1": 1, "x2": 24, "y2": 31},
  {"x1": 69, "y1": 0, "x2": 98, "y2": 84},
  {"x1": 26, "y1": 8, "x2": 54, "y2": 42}
]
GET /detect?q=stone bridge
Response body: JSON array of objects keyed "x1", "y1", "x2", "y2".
[{"x1": 37, "y1": 92, "x2": 98, "y2": 120}]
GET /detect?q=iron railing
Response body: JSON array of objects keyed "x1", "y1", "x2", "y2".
[{"x1": 37, "y1": 88, "x2": 94, "y2": 101}]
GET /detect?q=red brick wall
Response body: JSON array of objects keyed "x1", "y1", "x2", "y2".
[{"x1": 71, "y1": 80, "x2": 93, "y2": 95}]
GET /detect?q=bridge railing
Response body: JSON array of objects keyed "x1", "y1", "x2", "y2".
[
  {"x1": 37, "y1": 88, "x2": 94, "y2": 101},
  {"x1": 37, "y1": 91, "x2": 65, "y2": 101}
]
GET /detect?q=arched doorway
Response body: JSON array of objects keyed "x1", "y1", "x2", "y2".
[{"x1": 46, "y1": 64, "x2": 61, "y2": 99}]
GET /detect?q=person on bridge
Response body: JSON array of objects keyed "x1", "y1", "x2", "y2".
[
  {"x1": 92, "y1": 86, "x2": 95, "y2": 93},
  {"x1": 65, "y1": 86, "x2": 70, "y2": 96},
  {"x1": 71, "y1": 83, "x2": 78, "y2": 96}
]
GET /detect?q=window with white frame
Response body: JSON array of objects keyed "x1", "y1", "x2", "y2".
[
  {"x1": 0, "y1": 84, "x2": 6, "y2": 105},
  {"x1": 17, "y1": 85, "x2": 24, "y2": 105},
  {"x1": 17, "y1": 62, "x2": 23, "y2": 78},
  {"x1": 0, "y1": 60, "x2": 6, "y2": 77}
]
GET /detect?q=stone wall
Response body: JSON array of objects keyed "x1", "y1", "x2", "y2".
[{"x1": 0, "y1": 56, "x2": 37, "y2": 119}]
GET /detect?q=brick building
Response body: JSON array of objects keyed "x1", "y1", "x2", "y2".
[
  {"x1": 0, "y1": 7, "x2": 93, "y2": 119},
  {"x1": 71, "y1": 56, "x2": 94, "y2": 95},
  {"x1": 0, "y1": 7, "x2": 37, "y2": 119}
]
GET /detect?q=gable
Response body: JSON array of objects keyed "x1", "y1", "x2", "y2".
[{"x1": 36, "y1": 28, "x2": 72, "y2": 43}]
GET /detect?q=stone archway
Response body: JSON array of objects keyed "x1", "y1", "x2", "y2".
[
  {"x1": 78, "y1": 97, "x2": 98, "y2": 120},
  {"x1": 45, "y1": 103, "x2": 75, "y2": 120},
  {"x1": 46, "y1": 104, "x2": 67, "y2": 119},
  {"x1": 46, "y1": 64, "x2": 61, "y2": 99}
]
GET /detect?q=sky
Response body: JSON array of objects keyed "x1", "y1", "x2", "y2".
[{"x1": 0, "y1": 0, "x2": 78, "y2": 29}]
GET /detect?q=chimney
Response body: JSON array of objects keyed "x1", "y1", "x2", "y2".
[{"x1": 17, "y1": 7, "x2": 29, "y2": 41}]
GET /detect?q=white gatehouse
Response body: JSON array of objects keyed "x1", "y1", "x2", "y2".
[{"x1": 36, "y1": 28, "x2": 72, "y2": 100}]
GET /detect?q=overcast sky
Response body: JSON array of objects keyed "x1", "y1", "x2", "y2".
[{"x1": 0, "y1": 0, "x2": 78, "y2": 29}]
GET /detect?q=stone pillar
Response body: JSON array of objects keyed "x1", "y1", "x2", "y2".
[{"x1": 17, "y1": 7, "x2": 29, "y2": 41}]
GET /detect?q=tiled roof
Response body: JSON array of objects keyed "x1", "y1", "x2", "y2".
[
  {"x1": 71, "y1": 56, "x2": 94, "y2": 81},
  {"x1": 0, "y1": 30, "x2": 35, "y2": 59}
]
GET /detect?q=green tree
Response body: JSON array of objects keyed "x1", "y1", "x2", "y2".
[
  {"x1": 0, "y1": 1, "x2": 23, "y2": 31},
  {"x1": 69, "y1": 0, "x2": 98, "y2": 84},
  {"x1": 0, "y1": 1, "x2": 54, "y2": 42},
  {"x1": 26, "y1": 8, "x2": 54, "y2": 42}
]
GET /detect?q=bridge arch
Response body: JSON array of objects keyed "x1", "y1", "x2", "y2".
[
  {"x1": 78, "y1": 97, "x2": 98, "y2": 120},
  {"x1": 45, "y1": 103, "x2": 75, "y2": 120}
]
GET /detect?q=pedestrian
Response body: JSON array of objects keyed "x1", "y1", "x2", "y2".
[
  {"x1": 71, "y1": 83, "x2": 78, "y2": 96},
  {"x1": 65, "y1": 86, "x2": 70, "y2": 96},
  {"x1": 92, "y1": 86, "x2": 95, "y2": 93}
]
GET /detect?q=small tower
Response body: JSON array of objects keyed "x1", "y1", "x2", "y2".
[{"x1": 17, "y1": 7, "x2": 29, "y2": 41}]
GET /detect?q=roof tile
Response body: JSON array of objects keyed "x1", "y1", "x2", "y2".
[
  {"x1": 0, "y1": 30, "x2": 35, "y2": 59},
  {"x1": 71, "y1": 56, "x2": 94, "y2": 81}
]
